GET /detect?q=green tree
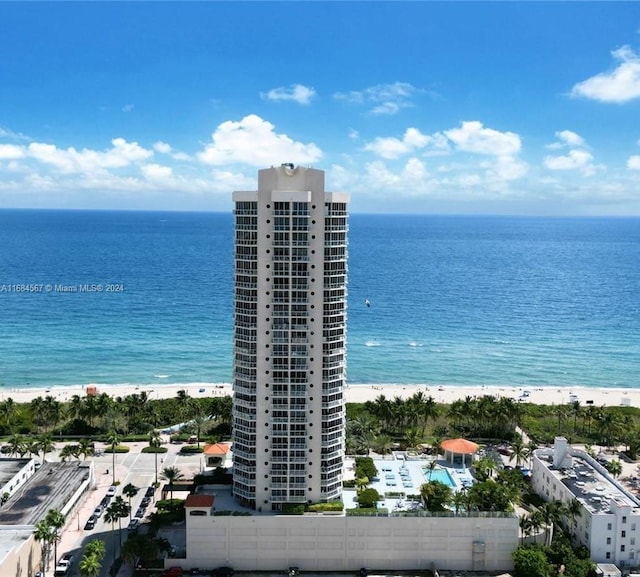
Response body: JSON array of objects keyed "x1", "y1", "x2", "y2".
[
  {"x1": 0, "y1": 397, "x2": 18, "y2": 433},
  {"x1": 120, "y1": 533, "x2": 162, "y2": 569},
  {"x1": 512, "y1": 545, "x2": 550, "y2": 577},
  {"x1": 105, "y1": 496, "x2": 129, "y2": 559},
  {"x1": 122, "y1": 483, "x2": 139, "y2": 520},
  {"x1": 45, "y1": 509, "x2": 66, "y2": 568},
  {"x1": 59, "y1": 444, "x2": 80, "y2": 462},
  {"x1": 33, "y1": 519, "x2": 55, "y2": 573},
  {"x1": 467, "y1": 479, "x2": 513, "y2": 512},
  {"x1": 79, "y1": 552, "x2": 102, "y2": 577},
  {"x1": 148, "y1": 429, "x2": 162, "y2": 485},
  {"x1": 426, "y1": 459, "x2": 438, "y2": 482},
  {"x1": 606, "y1": 459, "x2": 623, "y2": 478},
  {"x1": 419, "y1": 480, "x2": 453, "y2": 512},
  {"x1": 354, "y1": 457, "x2": 377, "y2": 480},
  {"x1": 7, "y1": 433, "x2": 25, "y2": 457},
  {"x1": 161, "y1": 466, "x2": 185, "y2": 502},
  {"x1": 106, "y1": 429, "x2": 120, "y2": 486},
  {"x1": 36, "y1": 434, "x2": 55, "y2": 464},
  {"x1": 84, "y1": 539, "x2": 106, "y2": 562},
  {"x1": 357, "y1": 487, "x2": 381, "y2": 509},
  {"x1": 78, "y1": 437, "x2": 95, "y2": 460},
  {"x1": 566, "y1": 498, "x2": 583, "y2": 544}
]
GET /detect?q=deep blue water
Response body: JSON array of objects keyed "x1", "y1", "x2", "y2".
[{"x1": 0, "y1": 210, "x2": 639, "y2": 390}]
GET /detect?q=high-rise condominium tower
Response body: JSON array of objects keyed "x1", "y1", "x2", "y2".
[{"x1": 232, "y1": 164, "x2": 349, "y2": 511}]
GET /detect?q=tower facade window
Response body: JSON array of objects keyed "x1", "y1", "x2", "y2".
[{"x1": 231, "y1": 166, "x2": 349, "y2": 510}]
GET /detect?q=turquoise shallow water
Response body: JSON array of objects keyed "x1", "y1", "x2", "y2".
[{"x1": 0, "y1": 210, "x2": 639, "y2": 391}]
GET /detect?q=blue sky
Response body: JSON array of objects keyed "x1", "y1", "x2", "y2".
[{"x1": 1, "y1": 2, "x2": 640, "y2": 215}]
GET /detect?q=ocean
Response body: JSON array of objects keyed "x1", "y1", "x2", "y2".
[{"x1": 0, "y1": 210, "x2": 639, "y2": 391}]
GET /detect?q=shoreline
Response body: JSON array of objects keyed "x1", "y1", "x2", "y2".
[{"x1": 1, "y1": 381, "x2": 639, "y2": 409}]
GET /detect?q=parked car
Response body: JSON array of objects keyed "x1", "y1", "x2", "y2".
[
  {"x1": 128, "y1": 518, "x2": 140, "y2": 530},
  {"x1": 141, "y1": 496, "x2": 151, "y2": 507},
  {"x1": 93, "y1": 505, "x2": 103, "y2": 518},
  {"x1": 84, "y1": 516, "x2": 96, "y2": 530},
  {"x1": 54, "y1": 552, "x2": 74, "y2": 576},
  {"x1": 145, "y1": 486, "x2": 155, "y2": 498},
  {"x1": 106, "y1": 486, "x2": 117, "y2": 497},
  {"x1": 135, "y1": 507, "x2": 145, "y2": 518}
]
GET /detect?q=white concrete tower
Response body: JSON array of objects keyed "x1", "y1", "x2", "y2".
[{"x1": 232, "y1": 164, "x2": 349, "y2": 511}]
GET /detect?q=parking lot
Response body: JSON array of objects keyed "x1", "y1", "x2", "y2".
[{"x1": 50, "y1": 438, "x2": 205, "y2": 577}]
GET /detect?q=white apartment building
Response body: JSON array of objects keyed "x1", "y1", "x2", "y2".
[
  {"x1": 232, "y1": 164, "x2": 349, "y2": 511},
  {"x1": 532, "y1": 437, "x2": 640, "y2": 569}
]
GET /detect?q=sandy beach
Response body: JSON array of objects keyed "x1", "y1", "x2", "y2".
[{"x1": 2, "y1": 381, "x2": 640, "y2": 409}]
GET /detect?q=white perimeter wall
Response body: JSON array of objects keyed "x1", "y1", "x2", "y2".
[{"x1": 179, "y1": 514, "x2": 518, "y2": 572}]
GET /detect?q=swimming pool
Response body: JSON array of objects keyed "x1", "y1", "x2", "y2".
[{"x1": 423, "y1": 467, "x2": 456, "y2": 488}]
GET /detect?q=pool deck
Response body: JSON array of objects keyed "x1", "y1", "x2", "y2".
[{"x1": 343, "y1": 453, "x2": 476, "y2": 512}]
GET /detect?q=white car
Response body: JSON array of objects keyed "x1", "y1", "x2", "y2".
[{"x1": 106, "y1": 486, "x2": 117, "y2": 497}]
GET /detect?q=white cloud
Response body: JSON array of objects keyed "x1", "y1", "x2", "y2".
[
  {"x1": 153, "y1": 141, "x2": 172, "y2": 154},
  {"x1": 198, "y1": 114, "x2": 322, "y2": 167},
  {"x1": 141, "y1": 163, "x2": 173, "y2": 181},
  {"x1": 153, "y1": 141, "x2": 190, "y2": 161},
  {"x1": 261, "y1": 84, "x2": 316, "y2": 105},
  {"x1": 628, "y1": 155, "x2": 640, "y2": 170},
  {"x1": 544, "y1": 149, "x2": 595, "y2": 173},
  {"x1": 487, "y1": 155, "x2": 528, "y2": 181},
  {"x1": 547, "y1": 130, "x2": 586, "y2": 149},
  {"x1": 0, "y1": 126, "x2": 30, "y2": 141},
  {"x1": 444, "y1": 121, "x2": 521, "y2": 156},
  {"x1": 334, "y1": 82, "x2": 417, "y2": 115},
  {"x1": 348, "y1": 129, "x2": 359, "y2": 141},
  {"x1": 571, "y1": 45, "x2": 640, "y2": 103},
  {"x1": 364, "y1": 128, "x2": 450, "y2": 160},
  {"x1": 0, "y1": 144, "x2": 25, "y2": 160},
  {"x1": 364, "y1": 128, "x2": 429, "y2": 159},
  {"x1": 27, "y1": 138, "x2": 153, "y2": 174}
]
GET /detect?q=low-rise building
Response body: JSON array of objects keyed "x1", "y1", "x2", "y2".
[
  {"x1": 0, "y1": 459, "x2": 95, "y2": 576},
  {"x1": 532, "y1": 437, "x2": 640, "y2": 569},
  {"x1": 167, "y1": 486, "x2": 518, "y2": 573}
]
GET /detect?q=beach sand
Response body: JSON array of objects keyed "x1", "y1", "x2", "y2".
[{"x1": 2, "y1": 382, "x2": 639, "y2": 409}]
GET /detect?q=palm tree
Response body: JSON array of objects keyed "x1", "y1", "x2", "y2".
[
  {"x1": 7, "y1": 433, "x2": 25, "y2": 457},
  {"x1": 161, "y1": 466, "x2": 184, "y2": 502},
  {"x1": 0, "y1": 397, "x2": 18, "y2": 433},
  {"x1": 122, "y1": 483, "x2": 139, "y2": 520},
  {"x1": 78, "y1": 437, "x2": 95, "y2": 461},
  {"x1": 566, "y1": 497, "x2": 583, "y2": 544},
  {"x1": 148, "y1": 429, "x2": 162, "y2": 485},
  {"x1": 190, "y1": 405, "x2": 209, "y2": 448},
  {"x1": 59, "y1": 444, "x2": 80, "y2": 462},
  {"x1": 36, "y1": 434, "x2": 55, "y2": 464},
  {"x1": 175, "y1": 389, "x2": 192, "y2": 422},
  {"x1": 452, "y1": 491, "x2": 467, "y2": 514},
  {"x1": 426, "y1": 459, "x2": 438, "y2": 482},
  {"x1": 45, "y1": 509, "x2": 66, "y2": 567},
  {"x1": 84, "y1": 539, "x2": 106, "y2": 562},
  {"x1": 510, "y1": 438, "x2": 529, "y2": 468},
  {"x1": 67, "y1": 394, "x2": 84, "y2": 422},
  {"x1": 106, "y1": 429, "x2": 120, "y2": 486},
  {"x1": 105, "y1": 496, "x2": 129, "y2": 557},
  {"x1": 528, "y1": 510, "x2": 544, "y2": 544},
  {"x1": 539, "y1": 500, "x2": 566, "y2": 546},
  {"x1": 571, "y1": 400, "x2": 581, "y2": 432},
  {"x1": 519, "y1": 514, "x2": 532, "y2": 545},
  {"x1": 33, "y1": 519, "x2": 55, "y2": 573},
  {"x1": 79, "y1": 553, "x2": 102, "y2": 577},
  {"x1": 607, "y1": 459, "x2": 623, "y2": 479}
]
